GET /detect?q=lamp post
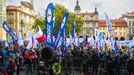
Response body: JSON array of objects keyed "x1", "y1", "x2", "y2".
[{"x1": 21, "y1": 20, "x2": 23, "y2": 38}]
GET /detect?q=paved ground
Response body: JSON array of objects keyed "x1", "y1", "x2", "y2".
[{"x1": 18, "y1": 70, "x2": 128, "y2": 75}]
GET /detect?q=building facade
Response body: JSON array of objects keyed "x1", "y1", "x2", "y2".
[
  {"x1": 119, "y1": 12, "x2": 134, "y2": 37},
  {"x1": 98, "y1": 20, "x2": 128, "y2": 38},
  {"x1": 74, "y1": 0, "x2": 99, "y2": 36},
  {"x1": 0, "y1": 0, "x2": 6, "y2": 40},
  {"x1": 6, "y1": 1, "x2": 36, "y2": 39}
]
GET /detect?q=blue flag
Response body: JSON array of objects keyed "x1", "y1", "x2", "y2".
[
  {"x1": 62, "y1": 25, "x2": 66, "y2": 52},
  {"x1": 54, "y1": 13, "x2": 69, "y2": 49},
  {"x1": 71, "y1": 17, "x2": 76, "y2": 38},
  {"x1": 45, "y1": 3, "x2": 54, "y2": 46},
  {"x1": 114, "y1": 40, "x2": 119, "y2": 52},
  {"x1": 2, "y1": 21, "x2": 15, "y2": 38}
]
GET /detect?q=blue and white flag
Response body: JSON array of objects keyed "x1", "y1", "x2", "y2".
[
  {"x1": 114, "y1": 40, "x2": 119, "y2": 52},
  {"x1": 2, "y1": 21, "x2": 15, "y2": 38},
  {"x1": 62, "y1": 26, "x2": 66, "y2": 51},
  {"x1": 17, "y1": 33, "x2": 24, "y2": 46},
  {"x1": 95, "y1": 28, "x2": 99, "y2": 40},
  {"x1": 54, "y1": 13, "x2": 69, "y2": 49},
  {"x1": 45, "y1": 3, "x2": 54, "y2": 46},
  {"x1": 104, "y1": 13, "x2": 114, "y2": 38},
  {"x1": 71, "y1": 17, "x2": 76, "y2": 39}
]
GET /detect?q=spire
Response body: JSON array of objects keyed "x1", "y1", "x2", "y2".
[
  {"x1": 74, "y1": 0, "x2": 81, "y2": 11},
  {"x1": 77, "y1": 0, "x2": 79, "y2": 5},
  {"x1": 74, "y1": 0, "x2": 81, "y2": 15},
  {"x1": 94, "y1": 7, "x2": 98, "y2": 15}
]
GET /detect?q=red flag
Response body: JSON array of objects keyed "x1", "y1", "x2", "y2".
[
  {"x1": 36, "y1": 34, "x2": 46, "y2": 43},
  {"x1": 34, "y1": 26, "x2": 46, "y2": 43}
]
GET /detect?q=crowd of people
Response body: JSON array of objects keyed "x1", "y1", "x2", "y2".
[{"x1": 0, "y1": 40, "x2": 134, "y2": 75}]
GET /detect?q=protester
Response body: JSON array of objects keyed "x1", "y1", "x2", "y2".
[
  {"x1": 127, "y1": 52, "x2": 134, "y2": 75},
  {"x1": 37, "y1": 61, "x2": 46, "y2": 75}
]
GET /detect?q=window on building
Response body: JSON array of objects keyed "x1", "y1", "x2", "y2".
[
  {"x1": 0, "y1": 17, "x2": 2, "y2": 26},
  {"x1": 124, "y1": 27, "x2": 125, "y2": 30},
  {"x1": 114, "y1": 27, "x2": 117, "y2": 30},
  {"x1": 120, "y1": 28, "x2": 122, "y2": 30},
  {"x1": 0, "y1": 4, "x2": 2, "y2": 11},
  {"x1": 86, "y1": 22, "x2": 90, "y2": 24},
  {"x1": 129, "y1": 28, "x2": 131, "y2": 34},
  {"x1": 8, "y1": 14, "x2": 14, "y2": 20},
  {"x1": 124, "y1": 32, "x2": 125, "y2": 35},
  {"x1": 133, "y1": 21, "x2": 134, "y2": 26},
  {"x1": 92, "y1": 22, "x2": 96, "y2": 27},
  {"x1": 120, "y1": 32, "x2": 122, "y2": 35},
  {"x1": 114, "y1": 32, "x2": 117, "y2": 35},
  {"x1": 129, "y1": 21, "x2": 131, "y2": 26},
  {"x1": 133, "y1": 29, "x2": 134, "y2": 33},
  {"x1": 103, "y1": 27, "x2": 105, "y2": 30}
]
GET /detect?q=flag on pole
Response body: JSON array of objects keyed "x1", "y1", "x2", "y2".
[
  {"x1": 17, "y1": 33, "x2": 24, "y2": 46},
  {"x1": 95, "y1": 28, "x2": 99, "y2": 48},
  {"x1": 95, "y1": 28, "x2": 99, "y2": 40},
  {"x1": 45, "y1": 3, "x2": 54, "y2": 46},
  {"x1": 82, "y1": 35, "x2": 89, "y2": 46},
  {"x1": 54, "y1": 13, "x2": 69, "y2": 49},
  {"x1": 34, "y1": 26, "x2": 46, "y2": 43},
  {"x1": 62, "y1": 25, "x2": 67, "y2": 51},
  {"x1": 2, "y1": 21, "x2": 15, "y2": 38},
  {"x1": 85, "y1": 36, "x2": 89, "y2": 46},
  {"x1": 114, "y1": 40, "x2": 119, "y2": 52},
  {"x1": 104, "y1": 13, "x2": 114, "y2": 38},
  {"x1": 71, "y1": 17, "x2": 76, "y2": 40},
  {"x1": 26, "y1": 33, "x2": 34, "y2": 49}
]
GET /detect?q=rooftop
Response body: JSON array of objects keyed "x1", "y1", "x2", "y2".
[{"x1": 98, "y1": 20, "x2": 128, "y2": 27}]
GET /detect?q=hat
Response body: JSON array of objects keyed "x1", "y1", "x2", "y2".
[{"x1": 10, "y1": 53, "x2": 16, "y2": 58}]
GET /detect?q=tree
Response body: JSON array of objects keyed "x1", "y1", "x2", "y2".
[
  {"x1": 32, "y1": 4, "x2": 83, "y2": 37},
  {"x1": 32, "y1": 17, "x2": 45, "y2": 32}
]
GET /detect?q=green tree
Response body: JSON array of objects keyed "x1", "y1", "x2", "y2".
[
  {"x1": 32, "y1": 17, "x2": 45, "y2": 32},
  {"x1": 32, "y1": 4, "x2": 83, "y2": 36}
]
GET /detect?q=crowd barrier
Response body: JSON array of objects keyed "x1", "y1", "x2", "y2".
[{"x1": 0, "y1": 57, "x2": 130, "y2": 75}]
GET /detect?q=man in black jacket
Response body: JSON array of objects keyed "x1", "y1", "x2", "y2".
[{"x1": 127, "y1": 53, "x2": 134, "y2": 75}]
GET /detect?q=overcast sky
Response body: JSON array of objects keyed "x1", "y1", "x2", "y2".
[{"x1": 7, "y1": 0, "x2": 134, "y2": 19}]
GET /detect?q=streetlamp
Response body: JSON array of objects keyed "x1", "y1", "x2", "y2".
[{"x1": 21, "y1": 20, "x2": 23, "y2": 38}]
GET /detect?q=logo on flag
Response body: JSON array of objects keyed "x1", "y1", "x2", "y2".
[{"x1": 47, "y1": 9, "x2": 52, "y2": 23}]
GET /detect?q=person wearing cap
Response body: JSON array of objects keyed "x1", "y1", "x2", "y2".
[{"x1": 3, "y1": 53, "x2": 17, "y2": 75}]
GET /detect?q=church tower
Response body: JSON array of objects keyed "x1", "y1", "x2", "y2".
[{"x1": 74, "y1": 0, "x2": 81, "y2": 15}]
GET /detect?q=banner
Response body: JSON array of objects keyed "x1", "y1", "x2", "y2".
[
  {"x1": 2, "y1": 21, "x2": 15, "y2": 38},
  {"x1": 45, "y1": 3, "x2": 54, "y2": 46},
  {"x1": 54, "y1": 13, "x2": 69, "y2": 49}
]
